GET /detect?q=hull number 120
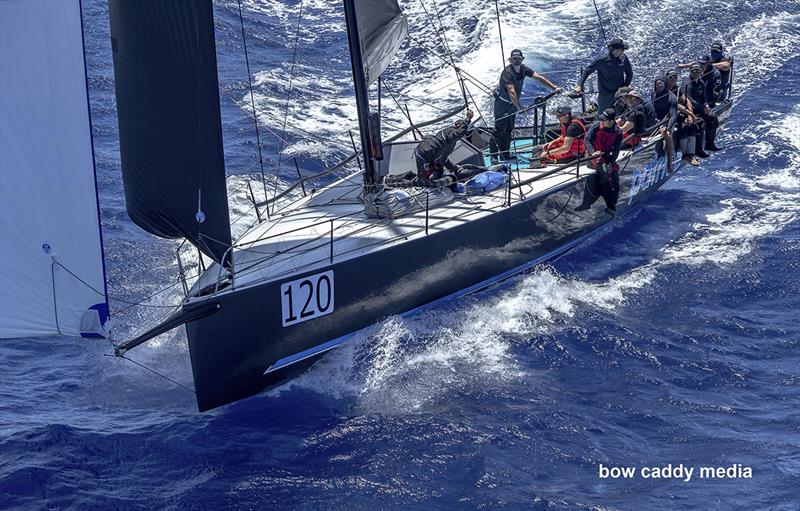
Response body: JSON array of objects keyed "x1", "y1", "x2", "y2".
[{"x1": 280, "y1": 270, "x2": 334, "y2": 327}]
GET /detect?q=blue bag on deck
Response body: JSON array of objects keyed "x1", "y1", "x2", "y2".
[{"x1": 463, "y1": 169, "x2": 508, "y2": 195}]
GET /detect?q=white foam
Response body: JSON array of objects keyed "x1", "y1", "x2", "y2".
[
  {"x1": 662, "y1": 105, "x2": 800, "y2": 265},
  {"x1": 277, "y1": 264, "x2": 659, "y2": 410}
]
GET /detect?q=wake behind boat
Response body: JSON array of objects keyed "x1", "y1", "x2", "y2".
[{"x1": 0, "y1": 0, "x2": 735, "y2": 412}]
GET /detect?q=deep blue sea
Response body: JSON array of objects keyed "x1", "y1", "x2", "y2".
[{"x1": 1, "y1": 0, "x2": 799, "y2": 509}]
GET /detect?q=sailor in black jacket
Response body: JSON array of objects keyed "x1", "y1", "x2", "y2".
[
  {"x1": 651, "y1": 75, "x2": 677, "y2": 156},
  {"x1": 414, "y1": 109, "x2": 474, "y2": 179},
  {"x1": 575, "y1": 38, "x2": 634, "y2": 113},
  {"x1": 651, "y1": 76, "x2": 678, "y2": 129},
  {"x1": 710, "y1": 40, "x2": 733, "y2": 100},
  {"x1": 681, "y1": 62, "x2": 720, "y2": 154},
  {"x1": 698, "y1": 55, "x2": 723, "y2": 107}
]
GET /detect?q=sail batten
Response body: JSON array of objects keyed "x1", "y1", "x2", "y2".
[
  {"x1": 108, "y1": 0, "x2": 232, "y2": 265},
  {"x1": 355, "y1": 0, "x2": 409, "y2": 84}
]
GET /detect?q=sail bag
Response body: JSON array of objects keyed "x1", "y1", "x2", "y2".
[
  {"x1": 355, "y1": 0, "x2": 409, "y2": 84},
  {"x1": 0, "y1": 0, "x2": 109, "y2": 338},
  {"x1": 109, "y1": 0, "x2": 232, "y2": 265}
]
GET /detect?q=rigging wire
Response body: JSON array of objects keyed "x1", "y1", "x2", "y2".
[
  {"x1": 406, "y1": 34, "x2": 492, "y2": 94},
  {"x1": 591, "y1": 0, "x2": 609, "y2": 47},
  {"x1": 428, "y1": 0, "x2": 469, "y2": 109},
  {"x1": 417, "y1": 0, "x2": 468, "y2": 109},
  {"x1": 273, "y1": 0, "x2": 306, "y2": 217},
  {"x1": 493, "y1": 0, "x2": 506, "y2": 69},
  {"x1": 383, "y1": 83, "x2": 423, "y2": 138},
  {"x1": 236, "y1": 0, "x2": 270, "y2": 219},
  {"x1": 51, "y1": 260, "x2": 182, "y2": 315},
  {"x1": 111, "y1": 353, "x2": 197, "y2": 394}
]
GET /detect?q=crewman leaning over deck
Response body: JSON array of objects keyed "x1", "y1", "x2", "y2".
[
  {"x1": 574, "y1": 38, "x2": 633, "y2": 113},
  {"x1": 490, "y1": 49, "x2": 562, "y2": 164}
]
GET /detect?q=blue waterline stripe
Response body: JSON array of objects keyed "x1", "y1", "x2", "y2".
[{"x1": 264, "y1": 218, "x2": 614, "y2": 374}]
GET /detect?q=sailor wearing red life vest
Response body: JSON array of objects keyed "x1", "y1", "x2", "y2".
[
  {"x1": 540, "y1": 105, "x2": 586, "y2": 164},
  {"x1": 582, "y1": 107, "x2": 623, "y2": 212}
]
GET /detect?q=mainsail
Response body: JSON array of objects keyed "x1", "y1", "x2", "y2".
[
  {"x1": 0, "y1": 0, "x2": 109, "y2": 339},
  {"x1": 356, "y1": 0, "x2": 409, "y2": 85},
  {"x1": 108, "y1": 0, "x2": 232, "y2": 265}
]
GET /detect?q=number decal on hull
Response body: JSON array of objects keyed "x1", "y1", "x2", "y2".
[{"x1": 281, "y1": 271, "x2": 334, "y2": 327}]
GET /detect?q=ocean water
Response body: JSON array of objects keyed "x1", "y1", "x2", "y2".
[{"x1": 1, "y1": 0, "x2": 799, "y2": 509}]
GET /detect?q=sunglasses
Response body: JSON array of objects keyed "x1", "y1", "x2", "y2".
[{"x1": 691, "y1": 69, "x2": 702, "y2": 74}]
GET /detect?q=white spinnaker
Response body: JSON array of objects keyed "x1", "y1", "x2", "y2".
[{"x1": 0, "y1": 0, "x2": 108, "y2": 339}]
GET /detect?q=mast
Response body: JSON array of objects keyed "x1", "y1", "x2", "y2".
[{"x1": 343, "y1": 0, "x2": 377, "y2": 190}]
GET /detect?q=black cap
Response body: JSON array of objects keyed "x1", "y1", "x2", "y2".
[
  {"x1": 698, "y1": 55, "x2": 711, "y2": 65},
  {"x1": 510, "y1": 49, "x2": 524, "y2": 59},
  {"x1": 555, "y1": 105, "x2": 572, "y2": 115},
  {"x1": 598, "y1": 108, "x2": 616, "y2": 121},
  {"x1": 607, "y1": 38, "x2": 629, "y2": 50},
  {"x1": 710, "y1": 40, "x2": 724, "y2": 51},
  {"x1": 690, "y1": 62, "x2": 703, "y2": 72},
  {"x1": 666, "y1": 69, "x2": 678, "y2": 79}
]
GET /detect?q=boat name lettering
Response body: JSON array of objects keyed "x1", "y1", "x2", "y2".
[
  {"x1": 281, "y1": 270, "x2": 335, "y2": 327},
  {"x1": 627, "y1": 155, "x2": 669, "y2": 205}
]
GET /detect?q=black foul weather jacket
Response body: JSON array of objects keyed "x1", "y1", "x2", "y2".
[
  {"x1": 579, "y1": 53, "x2": 633, "y2": 95},
  {"x1": 415, "y1": 121, "x2": 470, "y2": 170}
]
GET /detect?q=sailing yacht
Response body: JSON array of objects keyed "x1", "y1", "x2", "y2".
[{"x1": 0, "y1": 0, "x2": 733, "y2": 412}]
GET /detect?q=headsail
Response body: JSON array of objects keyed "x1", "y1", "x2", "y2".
[
  {"x1": 356, "y1": 0, "x2": 409, "y2": 85},
  {"x1": 0, "y1": 0, "x2": 109, "y2": 339},
  {"x1": 108, "y1": 0, "x2": 232, "y2": 265}
]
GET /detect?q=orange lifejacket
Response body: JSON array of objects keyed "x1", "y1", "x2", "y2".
[{"x1": 544, "y1": 118, "x2": 586, "y2": 159}]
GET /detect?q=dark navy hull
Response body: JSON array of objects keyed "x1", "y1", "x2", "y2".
[{"x1": 186, "y1": 102, "x2": 732, "y2": 411}]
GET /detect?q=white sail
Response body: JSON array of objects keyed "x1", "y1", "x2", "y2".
[{"x1": 0, "y1": 0, "x2": 108, "y2": 339}]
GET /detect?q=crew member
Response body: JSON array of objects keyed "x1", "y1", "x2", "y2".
[
  {"x1": 413, "y1": 109, "x2": 476, "y2": 180},
  {"x1": 698, "y1": 55, "x2": 723, "y2": 107},
  {"x1": 665, "y1": 69, "x2": 682, "y2": 102},
  {"x1": 576, "y1": 108, "x2": 623, "y2": 213},
  {"x1": 574, "y1": 38, "x2": 633, "y2": 113},
  {"x1": 651, "y1": 75, "x2": 677, "y2": 156},
  {"x1": 616, "y1": 90, "x2": 656, "y2": 148},
  {"x1": 710, "y1": 40, "x2": 733, "y2": 100},
  {"x1": 540, "y1": 105, "x2": 586, "y2": 165},
  {"x1": 674, "y1": 93, "x2": 701, "y2": 166},
  {"x1": 678, "y1": 42, "x2": 733, "y2": 101},
  {"x1": 490, "y1": 49, "x2": 562, "y2": 163},
  {"x1": 681, "y1": 62, "x2": 720, "y2": 154},
  {"x1": 613, "y1": 85, "x2": 632, "y2": 116}
]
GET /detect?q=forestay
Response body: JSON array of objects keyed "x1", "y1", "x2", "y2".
[
  {"x1": 356, "y1": 0, "x2": 409, "y2": 84},
  {"x1": 0, "y1": 0, "x2": 108, "y2": 338}
]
